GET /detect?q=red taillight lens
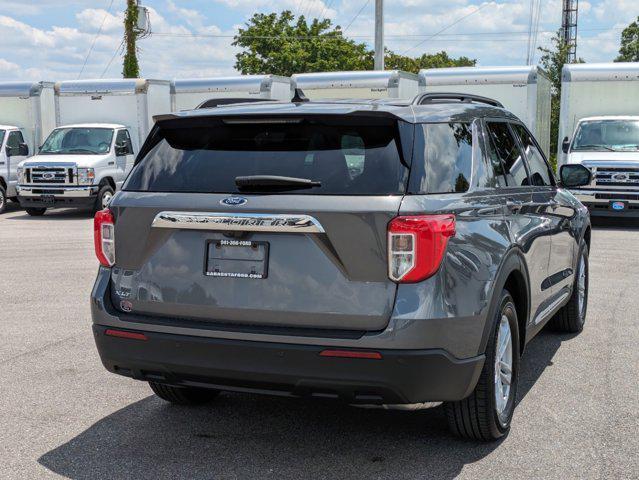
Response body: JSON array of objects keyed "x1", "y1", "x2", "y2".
[
  {"x1": 94, "y1": 208, "x2": 115, "y2": 267},
  {"x1": 388, "y1": 215, "x2": 456, "y2": 283},
  {"x1": 319, "y1": 350, "x2": 382, "y2": 359},
  {"x1": 105, "y1": 329, "x2": 148, "y2": 341}
]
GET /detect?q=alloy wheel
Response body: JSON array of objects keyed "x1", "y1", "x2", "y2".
[{"x1": 494, "y1": 313, "x2": 513, "y2": 424}]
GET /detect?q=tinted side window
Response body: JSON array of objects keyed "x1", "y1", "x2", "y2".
[
  {"x1": 485, "y1": 122, "x2": 529, "y2": 187},
  {"x1": 409, "y1": 123, "x2": 473, "y2": 194},
  {"x1": 116, "y1": 130, "x2": 134, "y2": 155},
  {"x1": 7, "y1": 131, "x2": 24, "y2": 149},
  {"x1": 512, "y1": 124, "x2": 554, "y2": 186}
]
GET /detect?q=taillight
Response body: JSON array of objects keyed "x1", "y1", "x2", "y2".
[
  {"x1": 388, "y1": 215, "x2": 456, "y2": 283},
  {"x1": 94, "y1": 208, "x2": 115, "y2": 267}
]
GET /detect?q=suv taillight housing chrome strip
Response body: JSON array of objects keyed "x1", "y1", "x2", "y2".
[
  {"x1": 94, "y1": 209, "x2": 115, "y2": 267},
  {"x1": 388, "y1": 215, "x2": 456, "y2": 283}
]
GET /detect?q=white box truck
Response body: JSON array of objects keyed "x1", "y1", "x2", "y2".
[
  {"x1": 558, "y1": 62, "x2": 639, "y2": 217},
  {"x1": 418, "y1": 66, "x2": 552, "y2": 157},
  {"x1": 291, "y1": 71, "x2": 418, "y2": 100},
  {"x1": 0, "y1": 81, "x2": 56, "y2": 212},
  {"x1": 171, "y1": 75, "x2": 291, "y2": 111},
  {"x1": 17, "y1": 78, "x2": 171, "y2": 216}
]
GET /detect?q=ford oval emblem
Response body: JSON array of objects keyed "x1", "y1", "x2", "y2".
[
  {"x1": 220, "y1": 196, "x2": 247, "y2": 206},
  {"x1": 611, "y1": 201, "x2": 625, "y2": 211}
]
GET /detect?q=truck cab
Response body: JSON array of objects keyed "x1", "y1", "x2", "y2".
[
  {"x1": 17, "y1": 123, "x2": 135, "y2": 216},
  {"x1": 563, "y1": 116, "x2": 639, "y2": 216},
  {"x1": 0, "y1": 125, "x2": 29, "y2": 214}
]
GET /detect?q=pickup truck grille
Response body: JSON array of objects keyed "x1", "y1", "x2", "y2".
[
  {"x1": 594, "y1": 167, "x2": 639, "y2": 189},
  {"x1": 25, "y1": 167, "x2": 74, "y2": 185}
]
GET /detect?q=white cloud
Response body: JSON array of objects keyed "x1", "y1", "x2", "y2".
[{"x1": 76, "y1": 8, "x2": 123, "y2": 33}]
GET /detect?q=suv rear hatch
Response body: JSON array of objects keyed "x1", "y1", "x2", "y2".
[{"x1": 108, "y1": 113, "x2": 413, "y2": 332}]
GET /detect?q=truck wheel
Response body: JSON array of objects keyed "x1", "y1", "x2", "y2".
[
  {"x1": 0, "y1": 185, "x2": 6, "y2": 214},
  {"x1": 149, "y1": 382, "x2": 220, "y2": 405},
  {"x1": 549, "y1": 240, "x2": 588, "y2": 333},
  {"x1": 444, "y1": 289, "x2": 520, "y2": 441},
  {"x1": 94, "y1": 185, "x2": 115, "y2": 213},
  {"x1": 25, "y1": 207, "x2": 47, "y2": 216}
]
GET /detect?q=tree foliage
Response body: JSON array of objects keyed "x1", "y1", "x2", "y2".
[
  {"x1": 616, "y1": 17, "x2": 639, "y2": 62},
  {"x1": 233, "y1": 11, "x2": 475, "y2": 76},
  {"x1": 538, "y1": 31, "x2": 584, "y2": 167},
  {"x1": 123, "y1": 0, "x2": 140, "y2": 78}
]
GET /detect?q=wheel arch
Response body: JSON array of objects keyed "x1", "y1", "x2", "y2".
[
  {"x1": 0, "y1": 175, "x2": 6, "y2": 191},
  {"x1": 479, "y1": 248, "x2": 531, "y2": 357},
  {"x1": 99, "y1": 176, "x2": 116, "y2": 191}
]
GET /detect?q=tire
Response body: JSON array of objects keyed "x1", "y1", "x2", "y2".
[
  {"x1": 0, "y1": 185, "x2": 6, "y2": 214},
  {"x1": 549, "y1": 240, "x2": 588, "y2": 333},
  {"x1": 94, "y1": 184, "x2": 115, "y2": 213},
  {"x1": 25, "y1": 207, "x2": 47, "y2": 216},
  {"x1": 149, "y1": 382, "x2": 220, "y2": 405},
  {"x1": 444, "y1": 289, "x2": 520, "y2": 441}
]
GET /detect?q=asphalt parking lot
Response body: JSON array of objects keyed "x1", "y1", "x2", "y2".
[{"x1": 0, "y1": 202, "x2": 637, "y2": 480}]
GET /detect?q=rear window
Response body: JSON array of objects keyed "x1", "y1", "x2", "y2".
[
  {"x1": 125, "y1": 117, "x2": 408, "y2": 195},
  {"x1": 409, "y1": 123, "x2": 473, "y2": 194}
]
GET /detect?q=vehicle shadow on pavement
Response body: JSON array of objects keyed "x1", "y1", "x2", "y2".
[
  {"x1": 6, "y1": 208, "x2": 93, "y2": 220},
  {"x1": 38, "y1": 330, "x2": 570, "y2": 480}
]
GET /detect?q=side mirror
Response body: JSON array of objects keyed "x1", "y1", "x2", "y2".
[
  {"x1": 562, "y1": 136, "x2": 570, "y2": 154},
  {"x1": 560, "y1": 164, "x2": 592, "y2": 188},
  {"x1": 115, "y1": 142, "x2": 128, "y2": 156},
  {"x1": 18, "y1": 142, "x2": 29, "y2": 156}
]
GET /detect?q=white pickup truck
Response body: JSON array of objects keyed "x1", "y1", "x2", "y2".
[
  {"x1": 0, "y1": 125, "x2": 29, "y2": 213},
  {"x1": 17, "y1": 123, "x2": 135, "y2": 216},
  {"x1": 562, "y1": 116, "x2": 639, "y2": 216}
]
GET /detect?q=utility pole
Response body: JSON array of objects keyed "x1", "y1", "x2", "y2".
[
  {"x1": 374, "y1": 0, "x2": 384, "y2": 70},
  {"x1": 561, "y1": 0, "x2": 579, "y2": 63},
  {"x1": 123, "y1": 0, "x2": 140, "y2": 78}
]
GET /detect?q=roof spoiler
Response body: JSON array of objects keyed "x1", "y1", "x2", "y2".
[
  {"x1": 196, "y1": 97, "x2": 278, "y2": 109},
  {"x1": 413, "y1": 92, "x2": 504, "y2": 108}
]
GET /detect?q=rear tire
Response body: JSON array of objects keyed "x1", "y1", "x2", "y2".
[
  {"x1": 444, "y1": 289, "x2": 520, "y2": 441},
  {"x1": 149, "y1": 382, "x2": 220, "y2": 405},
  {"x1": 549, "y1": 240, "x2": 588, "y2": 333},
  {"x1": 0, "y1": 185, "x2": 6, "y2": 214},
  {"x1": 25, "y1": 207, "x2": 47, "y2": 216}
]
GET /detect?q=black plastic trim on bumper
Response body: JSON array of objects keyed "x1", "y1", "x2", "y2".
[
  {"x1": 18, "y1": 196, "x2": 96, "y2": 209},
  {"x1": 93, "y1": 325, "x2": 484, "y2": 404}
]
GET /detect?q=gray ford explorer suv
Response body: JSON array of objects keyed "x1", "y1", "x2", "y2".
[{"x1": 91, "y1": 93, "x2": 592, "y2": 441}]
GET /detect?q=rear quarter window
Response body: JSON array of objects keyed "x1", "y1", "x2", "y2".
[{"x1": 409, "y1": 123, "x2": 473, "y2": 194}]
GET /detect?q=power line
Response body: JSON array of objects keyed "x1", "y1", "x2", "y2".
[
  {"x1": 319, "y1": 0, "x2": 336, "y2": 22},
  {"x1": 401, "y1": 3, "x2": 491, "y2": 55},
  {"x1": 78, "y1": 0, "x2": 115, "y2": 79},
  {"x1": 148, "y1": 26, "x2": 621, "y2": 40},
  {"x1": 101, "y1": 39, "x2": 124, "y2": 78},
  {"x1": 343, "y1": 0, "x2": 371, "y2": 33}
]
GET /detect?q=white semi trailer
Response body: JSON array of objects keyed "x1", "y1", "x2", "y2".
[
  {"x1": 17, "y1": 79, "x2": 171, "y2": 215},
  {"x1": 291, "y1": 71, "x2": 418, "y2": 100},
  {"x1": 171, "y1": 75, "x2": 291, "y2": 111},
  {"x1": 558, "y1": 62, "x2": 639, "y2": 217},
  {"x1": 418, "y1": 66, "x2": 552, "y2": 157},
  {"x1": 0, "y1": 81, "x2": 56, "y2": 212}
]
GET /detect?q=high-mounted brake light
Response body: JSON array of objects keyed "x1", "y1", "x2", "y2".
[
  {"x1": 94, "y1": 208, "x2": 115, "y2": 267},
  {"x1": 388, "y1": 215, "x2": 456, "y2": 283}
]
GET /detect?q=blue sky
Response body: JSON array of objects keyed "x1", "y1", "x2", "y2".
[{"x1": 0, "y1": 0, "x2": 637, "y2": 81}]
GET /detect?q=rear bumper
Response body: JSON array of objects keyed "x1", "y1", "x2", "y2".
[
  {"x1": 93, "y1": 324, "x2": 484, "y2": 404},
  {"x1": 17, "y1": 185, "x2": 98, "y2": 208},
  {"x1": 571, "y1": 189, "x2": 639, "y2": 217}
]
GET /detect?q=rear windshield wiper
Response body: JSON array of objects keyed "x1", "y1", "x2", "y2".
[{"x1": 235, "y1": 175, "x2": 321, "y2": 191}]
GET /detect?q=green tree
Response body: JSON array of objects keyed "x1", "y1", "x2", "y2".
[
  {"x1": 233, "y1": 11, "x2": 476, "y2": 76},
  {"x1": 538, "y1": 30, "x2": 584, "y2": 169},
  {"x1": 616, "y1": 17, "x2": 639, "y2": 62},
  {"x1": 385, "y1": 50, "x2": 475, "y2": 74},
  {"x1": 233, "y1": 11, "x2": 372, "y2": 76}
]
